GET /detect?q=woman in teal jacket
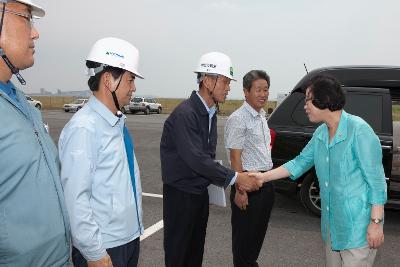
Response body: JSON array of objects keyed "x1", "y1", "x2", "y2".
[{"x1": 251, "y1": 75, "x2": 386, "y2": 267}]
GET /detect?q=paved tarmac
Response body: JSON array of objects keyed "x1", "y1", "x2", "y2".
[{"x1": 43, "y1": 110, "x2": 400, "y2": 267}]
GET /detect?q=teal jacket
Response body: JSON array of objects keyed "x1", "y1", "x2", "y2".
[
  {"x1": 0, "y1": 87, "x2": 71, "y2": 266},
  {"x1": 284, "y1": 111, "x2": 387, "y2": 250}
]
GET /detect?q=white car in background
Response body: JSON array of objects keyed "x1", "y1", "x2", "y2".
[
  {"x1": 129, "y1": 97, "x2": 162, "y2": 115},
  {"x1": 26, "y1": 95, "x2": 42, "y2": 110},
  {"x1": 63, "y1": 98, "x2": 88, "y2": 112}
]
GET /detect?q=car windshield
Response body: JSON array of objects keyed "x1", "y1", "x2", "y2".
[
  {"x1": 133, "y1": 98, "x2": 143, "y2": 103},
  {"x1": 73, "y1": 99, "x2": 85, "y2": 104}
]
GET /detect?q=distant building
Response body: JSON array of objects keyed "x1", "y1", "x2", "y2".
[
  {"x1": 59, "y1": 90, "x2": 91, "y2": 98},
  {"x1": 39, "y1": 88, "x2": 53, "y2": 95},
  {"x1": 32, "y1": 89, "x2": 91, "y2": 97}
]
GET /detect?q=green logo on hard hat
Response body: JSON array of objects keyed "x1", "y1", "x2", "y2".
[{"x1": 230, "y1": 67, "x2": 234, "y2": 76}]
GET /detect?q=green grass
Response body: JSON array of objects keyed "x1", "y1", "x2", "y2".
[
  {"x1": 218, "y1": 100, "x2": 277, "y2": 116},
  {"x1": 32, "y1": 96, "x2": 400, "y2": 121},
  {"x1": 31, "y1": 96, "x2": 75, "y2": 109},
  {"x1": 158, "y1": 98, "x2": 277, "y2": 116},
  {"x1": 393, "y1": 105, "x2": 400, "y2": 121},
  {"x1": 157, "y1": 98, "x2": 185, "y2": 114}
]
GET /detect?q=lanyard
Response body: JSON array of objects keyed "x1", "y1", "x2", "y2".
[{"x1": 123, "y1": 126, "x2": 142, "y2": 229}]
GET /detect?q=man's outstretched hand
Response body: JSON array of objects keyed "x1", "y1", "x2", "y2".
[{"x1": 235, "y1": 172, "x2": 262, "y2": 192}]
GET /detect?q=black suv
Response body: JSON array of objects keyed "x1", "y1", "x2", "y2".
[{"x1": 268, "y1": 66, "x2": 400, "y2": 216}]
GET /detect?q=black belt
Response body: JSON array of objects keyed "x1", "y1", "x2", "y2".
[{"x1": 243, "y1": 170, "x2": 268, "y2": 173}]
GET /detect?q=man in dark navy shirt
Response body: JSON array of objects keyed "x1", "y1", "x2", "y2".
[{"x1": 160, "y1": 52, "x2": 262, "y2": 267}]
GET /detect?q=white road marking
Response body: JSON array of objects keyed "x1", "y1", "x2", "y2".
[
  {"x1": 140, "y1": 192, "x2": 164, "y2": 241},
  {"x1": 140, "y1": 220, "x2": 164, "y2": 241},
  {"x1": 142, "y1": 192, "x2": 163, "y2": 198}
]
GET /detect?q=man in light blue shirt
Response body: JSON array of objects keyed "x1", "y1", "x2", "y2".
[
  {"x1": 59, "y1": 37, "x2": 145, "y2": 267},
  {"x1": 0, "y1": 1, "x2": 71, "y2": 266}
]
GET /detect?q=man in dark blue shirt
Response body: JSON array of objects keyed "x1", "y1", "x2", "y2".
[{"x1": 160, "y1": 52, "x2": 262, "y2": 267}]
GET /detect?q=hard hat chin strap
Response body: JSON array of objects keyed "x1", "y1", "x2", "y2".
[
  {"x1": 209, "y1": 75, "x2": 219, "y2": 105},
  {"x1": 0, "y1": 49, "x2": 26, "y2": 85},
  {"x1": 108, "y1": 71, "x2": 125, "y2": 118},
  {"x1": 111, "y1": 91, "x2": 123, "y2": 118},
  {"x1": 0, "y1": 1, "x2": 27, "y2": 85}
]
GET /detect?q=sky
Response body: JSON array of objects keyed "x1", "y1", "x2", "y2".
[{"x1": 15, "y1": 0, "x2": 400, "y2": 100}]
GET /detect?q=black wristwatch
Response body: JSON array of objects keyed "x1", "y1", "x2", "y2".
[{"x1": 371, "y1": 218, "x2": 383, "y2": 224}]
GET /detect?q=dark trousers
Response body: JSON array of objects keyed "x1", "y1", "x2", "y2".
[
  {"x1": 230, "y1": 183, "x2": 275, "y2": 267},
  {"x1": 72, "y1": 238, "x2": 140, "y2": 267},
  {"x1": 163, "y1": 184, "x2": 209, "y2": 267}
]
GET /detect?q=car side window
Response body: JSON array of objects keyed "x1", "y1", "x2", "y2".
[
  {"x1": 345, "y1": 92, "x2": 383, "y2": 133},
  {"x1": 290, "y1": 90, "x2": 384, "y2": 132},
  {"x1": 291, "y1": 93, "x2": 317, "y2": 128}
]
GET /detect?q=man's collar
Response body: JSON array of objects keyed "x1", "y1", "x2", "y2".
[
  {"x1": 87, "y1": 96, "x2": 124, "y2": 127},
  {"x1": 0, "y1": 80, "x2": 15, "y2": 95},
  {"x1": 195, "y1": 91, "x2": 216, "y2": 116},
  {"x1": 243, "y1": 101, "x2": 266, "y2": 117}
]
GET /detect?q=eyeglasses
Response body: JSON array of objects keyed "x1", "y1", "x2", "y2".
[{"x1": 2, "y1": 8, "x2": 35, "y2": 26}]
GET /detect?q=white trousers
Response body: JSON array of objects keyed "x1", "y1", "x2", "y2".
[{"x1": 324, "y1": 227, "x2": 377, "y2": 267}]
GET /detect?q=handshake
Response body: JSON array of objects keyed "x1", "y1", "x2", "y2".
[{"x1": 235, "y1": 172, "x2": 265, "y2": 192}]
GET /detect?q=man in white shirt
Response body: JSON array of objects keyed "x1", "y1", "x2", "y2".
[{"x1": 225, "y1": 70, "x2": 275, "y2": 267}]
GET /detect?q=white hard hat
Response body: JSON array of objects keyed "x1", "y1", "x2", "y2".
[
  {"x1": 86, "y1": 37, "x2": 144, "y2": 79},
  {"x1": 194, "y1": 51, "x2": 236, "y2": 81},
  {"x1": 9, "y1": 0, "x2": 45, "y2": 17}
]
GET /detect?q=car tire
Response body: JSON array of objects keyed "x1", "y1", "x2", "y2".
[
  {"x1": 35, "y1": 104, "x2": 41, "y2": 110},
  {"x1": 299, "y1": 172, "x2": 321, "y2": 216},
  {"x1": 157, "y1": 107, "x2": 162, "y2": 114},
  {"x1": 76, "y1": 106, "x2": 81, "y2": 111},
  {"x1": 121, "y1": 107, "x2": 126, "y2": 114},
  {"x1": 144, "y1": 106, "x2": 150, "y2": 115},
  {"x1": 64, "y1": 109, "x2": 69, "y2": 112}
]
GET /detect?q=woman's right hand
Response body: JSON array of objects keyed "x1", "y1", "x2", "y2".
[
  {"x1": 249, "y1": 167, "x2": 290, "y2": 183},
  {"x1": 248, "y1": 171, "x2": 268, "y2": 183}
]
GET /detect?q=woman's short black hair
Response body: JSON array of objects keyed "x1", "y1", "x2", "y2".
[
  {"x1": 86, "y1": 60, "x2": 125, "y2": 91},
  {"x1": 306, "y1": 74, "x2": 345, "y2": 111}
]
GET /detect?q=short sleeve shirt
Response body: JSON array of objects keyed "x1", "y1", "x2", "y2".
[{"x1": 225, "y1": 101, "x2": 273, "y2": 171}]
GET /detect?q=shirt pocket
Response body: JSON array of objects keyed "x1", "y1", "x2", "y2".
[
  {"x1": 330, "y1": 195, "x2": 353, "y2": 242},
  {"x1": 348, "y1": 195, "x2": 369, "y2": 223},
  {"x1": 109, "y1": 192, "x2": 138, "y2": 234},
  {"x1": 248, "y1": 123, "x2": 264, "y2": 144}
]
